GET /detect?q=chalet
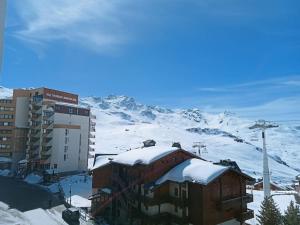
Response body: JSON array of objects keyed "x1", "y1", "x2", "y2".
[
  {"x1": 90, "y1": 143, "x2": 254, "y2": 225},
  {"x1": 253, "y1": 181, "x2": 286, "y2": 191}
]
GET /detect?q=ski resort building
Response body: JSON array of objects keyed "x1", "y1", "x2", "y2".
[
  {"x1": 90, "y1": 143, "x2": 254, "y2": 225},
  {"x1": 0, "y1": 87, "x2": 96, "y2": 173}
]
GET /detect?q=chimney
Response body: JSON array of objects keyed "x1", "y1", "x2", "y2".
[
  {"x1": 172, "y1": 142, "x2": 181, "y2": 149},
  {"x1": 143, "y1": 140, "x2": 156, "y2": 148}
]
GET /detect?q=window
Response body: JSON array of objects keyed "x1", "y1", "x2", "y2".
[
  {"x1": 145, "y1": 204, "x2": 148, "y2": 211},
  {"x1": 65, "y1": 137, "x2": 69, "y2": 144},
  {"x1": 0, "y1": 107, "x2": 14, "y2": 111},
  {"x1": 174, "y1": 205, "x2": 178, "y2": 213},
  {"x1": 0, "y1": 122, "x2": 13, "y2": 126},
  {"x1": 174, "y1": 187, "x2": 179, "y2": 197},
  {"x1": 64, "y1": 154, "x2": 67, "y2": 161},
  {"x1": 0, "y1": 114, "x2": 13, "y2": 119},
  {"x1": 64, "y1": 146, "x2": 68, "y2": 152},
  {"x1": 144, "y1": 189, "x2": 148, "y2": 195},
  {"x1": 54, "y1": 164, "x2": 57, "y2": 169},
  {"x1": 182, "y1": 190, "x2": 187, "y2": 199},
  {"x1": 0, "y1": 130, "x2": 11, "y2": 134},
  {"x1": 0, "y1": 137, "x2": 7, "y2": 141},
  {"x1": 0, "y1": 144, "x2": 10, "y2": 149},
  {"x1": 65, "y1": 129, "x2": 69, "y2": 135}
]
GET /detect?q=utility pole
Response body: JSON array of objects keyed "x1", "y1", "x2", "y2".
[
  {"x1": 249, "y1": 120, "x2": 278, "y2": 198},
  {"x1": 193, "y1": 142, "x2": 206, "y2": 157},
  {"x1": 0, "y1": 0, "x2": 6, "y2": 71}
]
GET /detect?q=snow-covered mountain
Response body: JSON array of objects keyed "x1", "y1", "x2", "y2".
[
  {"x1": 81, "y1": 95, "x2": 300, "y2": 185},
  {"x1": 1, "y1": 87, "x2": 299, "y2": 184}
]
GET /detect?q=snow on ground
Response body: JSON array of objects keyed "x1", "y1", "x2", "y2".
[
  {"x1": 66, "y1": 195, "x2": 91, "y2": 208},
  {"x1": 0, "y1": 201, "x2": 69, "y2": 225},
  {"x1": 80, "y1": 95, "x2": 300, "y2": 185},
  {"x1": 24, "y1": 173, "x2": 43, "y2": 184},
  {"x1": 48, "y1": 174, "x2": 92, "y2": 199},
  {"x1": 247, "y1": 190, "x2": 299, "y2": 225},
  {"x1": 24, "y1": 208, "x2": 67, "y2": 225},
  {"x1": 0, "y1": 202, "x2": 31, "y2": 225},
  {"x1": 0, "y1": 169, "x2": 10, "y2": 177}
]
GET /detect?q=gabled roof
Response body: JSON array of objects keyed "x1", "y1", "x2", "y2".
[
  {"x1": 91, "y1": 145, "x2": 181, "y2": 170},
  {"x1": 91, "y1": 154, "x2": 117, "y2": 170},
  {"x1": 254, "y1": 181, "x2": 286, "y2": 190},
  {"x1": 112, "y1": 145, "x2": 179, "y2": 166},
  {"x1": 156, "y1": 158, "x2": 229, "y2": 186}
]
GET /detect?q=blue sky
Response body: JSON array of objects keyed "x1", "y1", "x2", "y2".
[{"x1": 1, "y1": 0, "x2": 300, "y2": 120}]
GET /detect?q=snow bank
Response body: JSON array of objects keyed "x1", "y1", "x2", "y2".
[
  {"x1": 24, "y1": 173, "x2": 43, "y2": 184},
  {"x1": 0, "y1": 169, "x2": 10, "y2": 177},
  {"x1": 156, "y1": 158, "x2": 228, "y2": 185},
  {"x1": 113, "y1": 145, "x2": 179, "y2": 166}
]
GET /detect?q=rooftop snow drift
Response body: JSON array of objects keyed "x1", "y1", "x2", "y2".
[{"x1": 156, "y1": 158, "x2": 229, "y2": 186}]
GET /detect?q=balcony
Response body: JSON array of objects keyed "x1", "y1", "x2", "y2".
[
  {"x1": 42, "y1": 130, "x2": 53, "y2": 138},
  {"x1": 89, "y1": 134, "x2": 96, "y2": 138},
  {"x1": 238, "y1": 209, "x2": 254, "y2": 222},
  {"x1": 42, "y1": 146, "x2": 52, "y2": 153},
  {"x1": 41, "y1": 153, "x2": 51, "y2": 161},
  {"x1": 32, "y1": 122, "x2": 42, "y2": 128},
  {"x1": 220, "y1": 194, "x2": 253, "y2": 210}
]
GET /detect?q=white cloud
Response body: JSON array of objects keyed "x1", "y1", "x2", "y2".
[
  {"x1": 11, "y1": 0, "x2": 286, "y2": 53},
  {"x1": 12, "y1": 0, "x2": 140, "y2": 53}
]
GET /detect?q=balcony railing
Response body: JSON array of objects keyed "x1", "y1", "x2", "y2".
[
  {"x1": 220, "y1": 193, "x2": 253, "y2": 210},
  {"x1": 41, "y1": 153, "x2": 51, "y2": 161},
  {"x1": 42, "y1": 145, "x2": 52, "y2": 153},
  {"x1": 89, "y1": 134, "x2": 96, "y2": 138}
]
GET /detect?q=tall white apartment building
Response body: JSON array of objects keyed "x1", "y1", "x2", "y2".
[{"x1": 0, "y1": 87, "x2": 96, "y2": 173}]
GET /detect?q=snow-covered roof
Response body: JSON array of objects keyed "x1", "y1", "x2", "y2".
[
  {"x1": 156, "y1": 158, "x2": 229, "y2": 186},
  {"x1": 67, "y1": 195, "x2": 91, "y2": 208},
  {"x1": 92, "y1": 145, "x2": 180, "y2": 169},
  {"x1": 91, "y1": 155, "x2": 114, "y2": 170},
  {"x1": 112, "y1": 145, "x2": 179, "y2": 166}
]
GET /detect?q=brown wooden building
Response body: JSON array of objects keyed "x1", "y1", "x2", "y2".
[
  {"x1": 90, "y1": 144, "x2": 254, "y2": 225},
  {"x1": 253, "y1": 181, "x2": 285, "y2": 191}
]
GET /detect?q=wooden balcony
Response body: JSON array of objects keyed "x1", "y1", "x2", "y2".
[{"x1": 220, "y1": 193, "x2": 253, "y2": 210}]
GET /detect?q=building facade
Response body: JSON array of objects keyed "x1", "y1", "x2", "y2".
[
  {"x1": 90, "y1": 144, "x2": 254, "y2": 225},
  {"x1": 0, "y1": 87, "x2": 95, "y2": 173}
]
